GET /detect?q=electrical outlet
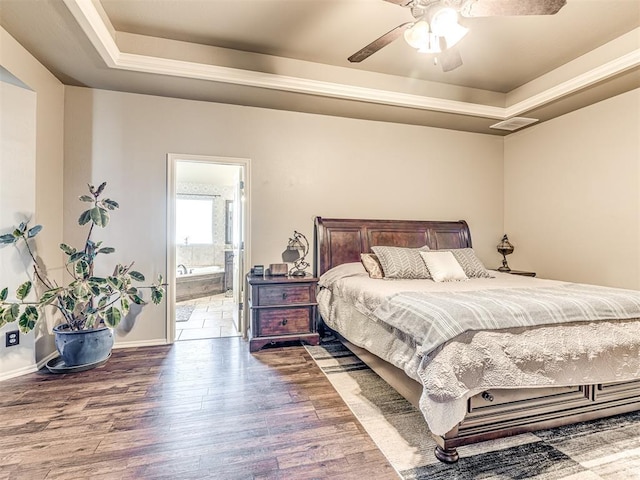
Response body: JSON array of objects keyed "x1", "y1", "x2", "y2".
[{"x1": 5, "y1": 330, "x2": 19, "y2": 347}]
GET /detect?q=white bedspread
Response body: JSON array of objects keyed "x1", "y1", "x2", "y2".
[{"x1": 317, "y1": 263, "x2": 640, "y2": 436}]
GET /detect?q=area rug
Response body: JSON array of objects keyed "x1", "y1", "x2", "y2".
[
  {"x1": 175, "y1": 304, "x2": 195, "y2": 322},
  {"x1": 305, "y1": 339, "x2": 640, "y2": 479}
]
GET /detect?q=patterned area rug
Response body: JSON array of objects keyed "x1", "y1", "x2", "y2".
[
  {"x1": 175, "y1": 304, "x2": 195, "y2": 322},
  {"x1": 305, "y1": 339, "x2": 640, "y2": 480}
]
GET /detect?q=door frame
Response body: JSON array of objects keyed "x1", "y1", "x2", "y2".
[{"x1": 166, "y1": 153, "x2": 251, "y2": 343}]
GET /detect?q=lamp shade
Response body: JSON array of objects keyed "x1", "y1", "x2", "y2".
[
  {"x1": 497, "y1": 235, "x2": 514, "y2": 256},
  {"x1": 403, "y1": 21, "x2": 441, "y2": 54},
  {"x1": 282, "y1": 231, "x2": 310, "y2": 276},
  {"x1": 497, "y1": 234, "x2": 514, "y2": 272},
  {"x1": 429, "y1": 7, "x2": 459, "y2": 36},
  {"x1": 403, "y1": 8, "x2": 468, "y2": 56},
  {"x1": 282, "y1": 246, "x2": 301, "y2": 263}
]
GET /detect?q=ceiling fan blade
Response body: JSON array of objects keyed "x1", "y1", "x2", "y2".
[
  {"x1": 461, "y1": 0, "x2": 566, "y2": 17},
  {"x1": 348, "y1": 22, "x2": 412, "y2": 63},
  {"x1": 439, "y1": 47, "x2": 463, "y2": 72}
]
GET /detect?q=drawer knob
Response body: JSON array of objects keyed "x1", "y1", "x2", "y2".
[
  {"x1": 481, "y1": 391, "x2": 494, "y2": 402},
  {"x1": 282, "y1": 292, "x2": 288, "y2": 300},
  {"x1": 281, "y1": 318, "x2": 288, "y2": 326}
]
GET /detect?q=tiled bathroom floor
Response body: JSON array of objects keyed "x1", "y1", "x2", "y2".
[{"x1": 175, "y1": 293, "x2": 241, "y2": 341}]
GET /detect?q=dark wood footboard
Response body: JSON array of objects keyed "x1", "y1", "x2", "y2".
[
  {"x1": 343, "y1": 337, "x2": 640, "y2": 464},
  {"x1": 435, "y1": 380, "x2": 640, "y2": 462}
]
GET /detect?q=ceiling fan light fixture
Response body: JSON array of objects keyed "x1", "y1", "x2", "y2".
[
  {"x1": 429, "y1": 6, "x2": 469, "y2": 49},
  {"x1": 429, "y1": 7, "x2": 459, "y2": 36},
  {"x1": 442, "y1": 22, "x2": 468, "y2": 49},
  {"x1": 403, "y1": 20, "x2": 441, "y2": 54},
  {"x1": 404, "y1": 7, "x2": 468, "y2": 55}
]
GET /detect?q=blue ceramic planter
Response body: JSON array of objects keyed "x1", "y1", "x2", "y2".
[{"x1": 53, "y1": 324, "x2": 114, "y2": 367}]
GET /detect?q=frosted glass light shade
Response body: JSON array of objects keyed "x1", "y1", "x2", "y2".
[
  {"x1": 403, "y1": 21, "x2": 441, "y2": 54},
  {"x1": 429, "y1": 7, "x2": 469, "y2": 49},
  {"x1": 430, "y1": 7, "x2": 458, "y2": 36},
  {"x1": 443, "y1": 22, "x2": 469, "y2": 48}
]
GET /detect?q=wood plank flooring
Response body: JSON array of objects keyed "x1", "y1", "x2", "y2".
[{"x1": 0, "y1": 338, "x2": 399, "y2": 480}]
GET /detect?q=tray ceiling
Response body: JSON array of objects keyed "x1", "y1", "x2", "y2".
[{"x1": 0, "y1": 0, "x2": 638, "y2": 134}]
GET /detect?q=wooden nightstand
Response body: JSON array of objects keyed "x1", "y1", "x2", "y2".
[{"x1": 246, "y1": 274, "x2": 320, "y2": 352}]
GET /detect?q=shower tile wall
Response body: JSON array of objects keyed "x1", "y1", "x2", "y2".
[{"x1": 176, "y1": 182, "x2": 234, "y2": 268}]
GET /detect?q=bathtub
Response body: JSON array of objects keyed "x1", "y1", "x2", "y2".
[{"x1": 176, "y1": 265, "x2": 226, "y2": 301}]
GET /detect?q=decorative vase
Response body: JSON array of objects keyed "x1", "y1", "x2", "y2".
[{"x1": 53, "y1": 324, "x2": 114, "y2": 367}]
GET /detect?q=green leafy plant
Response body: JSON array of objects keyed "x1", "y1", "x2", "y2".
[{"x1": 0, "y1": 182, "x2": 164, "y2": 333}]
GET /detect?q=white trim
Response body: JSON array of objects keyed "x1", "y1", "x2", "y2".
[
  {"x1": 62, "y1": 0, "x2": 120, "y2": 67},
  {"x1": 166, "y1": 154, "x2": 251, "y2": 342},
  {"x1": 166, "y1": 154, "x2": 178, "y2": 345},
  {"x1": 63, "y1": 0, "x2": 640, "y2": 122},
  {"x1": 505, "y1": 49, "x2": 640, "y2": 117},
  {"x1": 113, "y1": 339, "x2": 170, "y2": 349},
  {"x1": 0, "y1": 364, "x2": 40, "y2": 382},
  {"x1": 116, "y1": 52, "x2": 504, "y2": 119},
  {"x1": 0, "y1": 350, "x2": 57, "y2": 382}
]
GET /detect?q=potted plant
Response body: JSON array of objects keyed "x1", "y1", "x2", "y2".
[{"x1": 0, "y1": 182, "x2": 165, "y2": 370}]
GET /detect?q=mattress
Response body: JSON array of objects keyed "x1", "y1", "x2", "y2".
[{"x1": 317, "y1": 262, "x2": 640, "y2": 435}]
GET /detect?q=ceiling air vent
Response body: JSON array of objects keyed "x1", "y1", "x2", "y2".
[{"x1": 490, "y1": 117, "x2": 539, "y2": 132}]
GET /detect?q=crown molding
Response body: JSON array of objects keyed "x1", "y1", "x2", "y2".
[
  {"x1": 63, "y1": 0, "x2": 638, "y2": 122},
  {"x1": 505, "y1": 49, "x2": 640, "y2": 118},
  {"x1": 63, "y1": 0, "x2": 120, "y2": 67},
  {"x1": 116, "y1": 52, "x2": 505, "y2": 118}
]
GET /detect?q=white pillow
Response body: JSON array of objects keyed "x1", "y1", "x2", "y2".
[{"x1": 419, "y1": 251, "x2": 468, "y2": 282}]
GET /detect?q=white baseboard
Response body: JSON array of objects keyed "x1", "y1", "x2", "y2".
[
  {"x1": 0, "y1": 350, "x2": 59, "y2": 382},
  {"x1": 0, "y1": 364, "x2": 39, "y2": 382},
  {"x1": 113, "y1": 338, "x2": 171, "y2": 349}
]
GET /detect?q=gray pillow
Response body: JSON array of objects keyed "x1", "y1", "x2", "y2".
[
  {"x1": 371, "y1": 245, "x2": 431, "y2": 279},
  {"x1": 439, "y1": 248, "x2": 493, "y2": 278}
]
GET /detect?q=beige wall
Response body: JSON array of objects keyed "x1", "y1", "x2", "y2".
[
  {"x1": 0, "y1": 27, "x2": 64, "y2": 379},
  {"x1": 63, "y1": 86, "x2": 504, "y2": 346},
  {"x1": 5, "y1": 22, "x2": 637, "y2": 374},
  {"x1": 0, "y1": 77, "x2": 36, "y2": 377},
  {"x1": 504, "y1": 88, "x2": 640, "y2": 289}
]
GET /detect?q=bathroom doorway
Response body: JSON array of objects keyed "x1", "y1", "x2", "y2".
[{"x1": 166, "y1": 154, "x2": 250, "y2": 343}]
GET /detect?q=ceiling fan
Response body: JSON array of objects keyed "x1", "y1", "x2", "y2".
[{"x1": 348, "y1": 0, "x2": 567, "y2": 72}]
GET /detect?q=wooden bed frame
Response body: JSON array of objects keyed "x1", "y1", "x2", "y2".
[{"x1": 314, "y1": 216, "x2": 640, "y2": 463}]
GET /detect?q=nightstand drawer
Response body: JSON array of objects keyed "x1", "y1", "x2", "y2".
[
  {"x1": 247, "y1": 273, "x2": 319, "y2": 352},
  {"x1": 257, "y1": 284, "x2": 314, "y2": 306},
  {"x1": 257, "y1": 307, "x2": 311, "y2": 336}
]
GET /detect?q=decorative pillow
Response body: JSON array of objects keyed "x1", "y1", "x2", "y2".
[
  {"x1": 361, "y1": 253, "x2": 384, "y2": 279},
  {"x1": 419, "y1": 251, "x2": 468, "y2": 282},
  {"x1": 371, "y1": 245, "x2": 431, "y2": 279},
  {"x1": 440, "y1": 248, "x2": 494, "y2": 278},
  {"x1": 318, "y1": 262, "x2": 367, "y2": 288}
]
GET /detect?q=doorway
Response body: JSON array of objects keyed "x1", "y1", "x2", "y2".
[{"x1": 166, "y1": 154, "x2": 250, "y2": 343}]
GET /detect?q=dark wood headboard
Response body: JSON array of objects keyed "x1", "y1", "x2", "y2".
[{"x1": 314, "y1": 217, "x2": 472, "y2": 276}]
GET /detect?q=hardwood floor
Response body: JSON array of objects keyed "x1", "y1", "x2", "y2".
[{"x1": 0, "y1": 338, "x2": 399, "y2": 480}]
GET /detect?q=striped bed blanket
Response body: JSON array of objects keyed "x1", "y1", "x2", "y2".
[{"x1": 372, "y1": 283, "x2": 640, "y2": 357}]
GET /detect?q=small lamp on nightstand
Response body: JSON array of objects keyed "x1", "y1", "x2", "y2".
[
  {"x1": 497, "y1": 234, "x2": 514, "y2": 272},
  {"x1": 281, "y1": 231, "x2": 310, "y2": 276}
]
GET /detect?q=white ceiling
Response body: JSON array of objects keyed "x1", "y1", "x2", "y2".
[{"x1": 0, "y1": 0, "x2": 638, "y2": 135}]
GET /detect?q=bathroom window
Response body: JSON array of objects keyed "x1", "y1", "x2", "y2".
[{"x1": 176, "y1": 197, "x2": 213, "y2": 244}]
